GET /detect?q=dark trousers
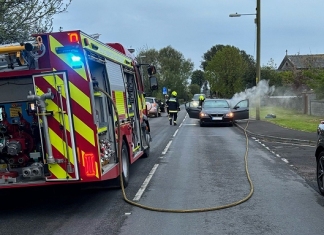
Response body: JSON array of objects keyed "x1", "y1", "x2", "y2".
[{"x1": 169, "y1": 112, "x2": 178, "y2": 123}]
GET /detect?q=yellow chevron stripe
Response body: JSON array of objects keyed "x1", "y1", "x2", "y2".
[
  {"x1": 35, "y1": 89, "x2": 71, "y2": 134},
  {"x1": 49, "y1": 35, "x2": 87, "y2": 80},
  {"x1": 69, "y1": 82, "x2": 92, "y2": 114},
  {"x1": 49, "y1": 128, "x2": 75, "y2": 165},
  {"x1": 48, "y1": 163, "x2": 72, "y2": 179},
  {"x1": 43, "y1": 73, "x2": 92, "y2": 114},
  {"x1": 73, "y1": 114, "x2": 95, "y2": 146},
  {"x1": 36, "y1": 76, "x2": 95, "y2": 147}
]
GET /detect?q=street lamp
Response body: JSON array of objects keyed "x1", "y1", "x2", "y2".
[{"x1": 229, "y1": 0, "x2": 261, "y2": 120}]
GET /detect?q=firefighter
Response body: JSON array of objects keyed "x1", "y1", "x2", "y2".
[
  {"x1": 199, "y1": 95, "x2": 205, "y2": 106},
  {"x1": 166, "y1": 91, "x2": 180, "y2": 126}
]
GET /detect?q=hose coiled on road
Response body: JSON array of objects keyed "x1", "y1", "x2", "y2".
[{"x1": 96, "y1": 86, "x2": 254, "y2": 213}]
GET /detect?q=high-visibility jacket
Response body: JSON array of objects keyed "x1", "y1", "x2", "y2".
[
  {"x1": 199, "y1": 95, "x2": 205, "y2": 106},
  {"x1": 166, "y1": 97, "x2": 179, "y2": 113}
]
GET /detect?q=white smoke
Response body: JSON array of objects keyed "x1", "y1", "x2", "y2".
[{"x1": 230, "y1": 80, "x2": 275, "y2": 107}]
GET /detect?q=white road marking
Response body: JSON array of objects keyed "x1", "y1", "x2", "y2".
[
  {"x1": 133, "y1": 115, "x2": 185, "y2": 201},
  {"x1": 281, "y1": 158, "x2": 289, "y2": 163},
  {"x1": 173, "y1": 129, "x2": 179, "y2": 137},
  {"x1": 162, "y1": 140, "x2": 172, "y2": 155},
  {"x1": 133, "y1": 164, "x2": 159, "y2": 201}
]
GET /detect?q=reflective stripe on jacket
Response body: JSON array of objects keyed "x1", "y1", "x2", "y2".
[{"x1": 166, "y1": 97, "x2": 179, "y2": 112}]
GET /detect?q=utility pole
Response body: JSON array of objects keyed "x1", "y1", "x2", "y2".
[{"x1": 255, "y1": 0, "x2": 261, "y2": 120}]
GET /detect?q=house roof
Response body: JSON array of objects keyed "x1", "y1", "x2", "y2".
[{"x1": 278, "y1": 54, "x2": 324, "y2": 70}]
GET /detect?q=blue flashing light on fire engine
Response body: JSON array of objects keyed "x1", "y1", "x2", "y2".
[
  {"x1": 71, "y1": 55, "x2": 82, "y2": 69},
  {"x1": 71, "y1": 55, "x2": 81, "y2": 62}
]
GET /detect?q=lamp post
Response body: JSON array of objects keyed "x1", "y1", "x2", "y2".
[{"x1": 229, "y1": 0, "x2": 261, "y2": 120}]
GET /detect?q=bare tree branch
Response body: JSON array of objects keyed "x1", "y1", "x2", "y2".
[{"x1": 0, "y1": 0, "x2": 72, "y2": 44}]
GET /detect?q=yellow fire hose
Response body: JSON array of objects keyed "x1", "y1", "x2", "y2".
[{"x1": 96, "y1": 86, "x2": 254, "y2": 213}]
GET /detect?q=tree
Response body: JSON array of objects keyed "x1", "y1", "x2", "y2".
[
  {"x1": 304, "y1": 69, "x2": 324, "y2": 99},
  {"x1": 189, "y1": 84, "x2": 200, "y2": 96},
  {"x1": 0, "y1": 0, "x2": 72, "y2": 44},
  {"x1": 201, "y1": 44, "x2": 226, "y2": 70},
  {"x1": 205, "y1": 46, "x2": 248, "y2": 98},
  {"x1": 240, "y1": 50, "x2": 256, "y2": 89},
  {"x1": 158, "y1": 46, "x2": 193, "y2": 100},
  {"x1": 190, "y1": 70, "x2": 204, "y2": 87},
  {"x1": 201, "y1": 44, "x2": 255, "y2": 89},
  {"x1": 138, "y1": 46, "x2": 194, "y2": 100},
  {"x1": 261, "y1": 59, "x2": 283, "y2": 88}
]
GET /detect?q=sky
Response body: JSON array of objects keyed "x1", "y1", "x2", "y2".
[{"x1": 53, "y1": 0, "x2": 324, "y2": 71}]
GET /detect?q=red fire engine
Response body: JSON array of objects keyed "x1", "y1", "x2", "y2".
[{"x1": 0, "y1": 30, "x2": 158, "y2": 188}]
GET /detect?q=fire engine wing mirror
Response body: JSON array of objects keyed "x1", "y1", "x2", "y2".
[
  {"x1": 149, "y1": 76, "x2": 158, "y2": 91},
  {"x1": 147, "y1": 65, "x2": 157, "y2": 75},
  {"x1": 0, "y1": 107, "x2": 3, "y2": 121}
]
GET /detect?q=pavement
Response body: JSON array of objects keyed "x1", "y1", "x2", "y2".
[{"x1": 234, "y1": 119, "x2": 318, "y2": 146}]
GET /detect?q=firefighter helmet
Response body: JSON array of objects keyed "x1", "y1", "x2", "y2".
[{"x1": 172, "y1": 91, "x2": 177, "y2": 97}]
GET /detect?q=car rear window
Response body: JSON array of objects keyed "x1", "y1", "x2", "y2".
[
  {"x1": 192, "y1": 94, "x2": 206, "y2": 101},
  {"x1": 145, "y1": 98, "x2": 154, "y2": 103}
]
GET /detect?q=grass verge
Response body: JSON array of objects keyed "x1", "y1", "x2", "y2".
[{"x1": 249, "y1": 106, "x2": 324, "y2": 133}]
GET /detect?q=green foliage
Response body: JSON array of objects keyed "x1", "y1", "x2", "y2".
[
  {"x1": 205, "y1": 45, "x2": 248, "y2": 98},
  {"x1": 189, "y1": 84, "x2": 200, "y2": 97},
  {"x1": 304, "y1": 68, "x2": 324, "y2": 99},
  {"x1": 201, "y1": 44, "x2": 226, "y2": 70},
  {"x1": 240, "y1": 50, "x2": 256, "y2": 88},
  {"x1": 191, "y1": 70, "x2": 204, "y2": 87},
  {"x1": 261, "y1": 59, "x2": 283, "y2": 88},
  {"x1": 0, "y1": 0, "x2": 72, "y2": 43},
  {"x1": 202, "y1": 44, "x2": 256, "y2": 92},
  {"x1": 137, "y1": 45, "x2": 194, "y2": 100}
]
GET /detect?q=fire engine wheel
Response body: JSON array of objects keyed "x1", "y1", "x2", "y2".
[
  {"x1": 142, "y1": 130, "x2": 150, "y2": 158},
  {"x1": 316, "y1": 152, "x2": 324, "y2": 195},
  {"x1": 119, "y1": 140, "x2": 130, "y2": 188}
]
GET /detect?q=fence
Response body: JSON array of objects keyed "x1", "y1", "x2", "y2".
[{"x1": 261, "y1": 92, "x2": 324, "y2": 117}]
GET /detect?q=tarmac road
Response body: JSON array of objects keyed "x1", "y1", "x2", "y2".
[{"x1": 235, "y1": 119, "x2": 319, "y2": 193}]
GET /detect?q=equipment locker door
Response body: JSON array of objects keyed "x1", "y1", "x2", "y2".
[{"x1": 33, "y1": 71, "x2": 79, "y2": 181}]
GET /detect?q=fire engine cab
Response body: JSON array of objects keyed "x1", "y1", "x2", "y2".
[{"x1": 0, "y1": 30, "x2": 157, "y2": 188}]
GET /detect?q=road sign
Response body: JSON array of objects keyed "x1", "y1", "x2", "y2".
[{"x1": 162, "y1": 87, "x2": 167, "y2": 94}]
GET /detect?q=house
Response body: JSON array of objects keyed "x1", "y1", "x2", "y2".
[{"x1": 278, "y1": 51, "x2": 324, "y2": 71}]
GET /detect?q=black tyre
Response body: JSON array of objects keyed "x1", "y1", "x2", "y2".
[
  {"x1": 142, "y1": 130, "x2": 150, "y2": 158},
  {"x1": 200, "y1": 121, "x2": 204, "y2": 127},
  {"x1": 317, "y1": 152, "x2": 324, "y2": 196},
  {"x1": 117, "y1": 140, "x2": 130, "y2": 188}
]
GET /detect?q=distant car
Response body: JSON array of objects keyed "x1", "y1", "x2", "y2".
[
  {"x1": 185, "y1": 98, "x2": 249, "y2": 127},
  {"x1": 192, "y1": 94, "x2": 206, "y2": 101},
  {"x1": 155, "y1": 98, "x2": 166, "y2": 113},
  {"x1": 315, "y1": 121, "x2": 324, "y2": 196},
  {"x1": 145, "y1": 97, "x2": 161, "y2": 117}
]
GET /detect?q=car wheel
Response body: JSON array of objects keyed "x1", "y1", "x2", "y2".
[
  {"x1": 317, "y1": 151, "x2": 324, "y2": 196},
  {"x1": 228, "y1": 122, "x2": 233, "y2": 127},
  {"x1": 200, "y1": 121, "x2": 204, "y2": 127}
]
